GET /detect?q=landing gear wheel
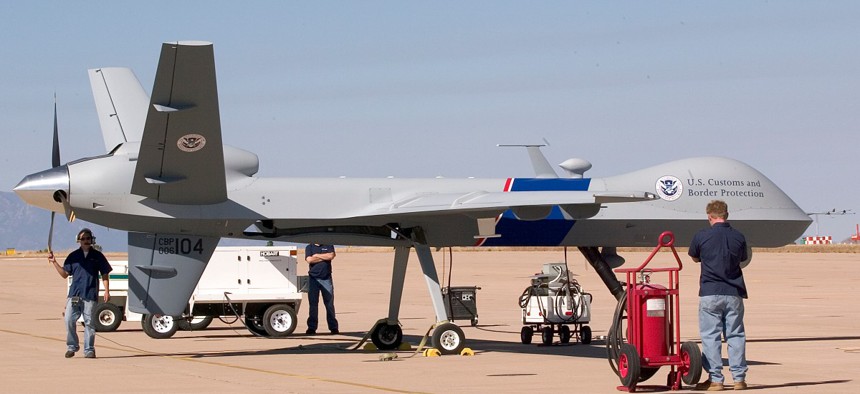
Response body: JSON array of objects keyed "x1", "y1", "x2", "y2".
[
  {"x1": 541, "y1": 326, "x2": 553, "y2": 345},
  {"x1": 262, "y1": 304, "x2": 297, "y2": 337},
  {"x1": 559, "y1": 325, "x2": 571, "y2": 344},
  {"x1": 681, "y1": 341, "x2": 703, "y2": 385},
  {"x1": 93, "y1": 303, "x2": 122, "y2": 332},
  {"x1": 618, "y1": 343, "x2": 641, "y2": 389},
  {"x1": 178, "y1": 316, "x2": 214, "y2": 331},
  {"x1": 141, "y1": 314, "x2": 179, "y2": 339},
  {"x1": 520, "y1": 326, "x2": 533, "y2": 344},
  {"x1": 432, "y1": 322, "x2": 465, "y2": 355},
  {"x1": 244, "y1": 314, "x2": 268, "y2": 337},
  {"x1": 580, "y1": 325, "x2": 592, "y2": 344},
  {"x1": 371, "y1": 323, "x2": 403, "y2": 350}
]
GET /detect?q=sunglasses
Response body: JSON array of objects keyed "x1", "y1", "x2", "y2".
[{"x1": 80, "y1": 237, "x2": 92, "y2": 241}]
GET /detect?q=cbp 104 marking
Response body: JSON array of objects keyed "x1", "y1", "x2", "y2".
[{"x1": 157, "y1": 237, "x2": 204, "y2": 255}]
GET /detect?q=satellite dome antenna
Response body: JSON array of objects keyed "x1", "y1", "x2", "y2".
[{"x1": 558, "y1": 158, "x2": 592, "y2": 178}]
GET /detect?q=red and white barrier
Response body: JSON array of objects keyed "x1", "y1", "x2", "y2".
[{"x1": 805, "y1": 236, "x2": 832, "y2": 245}]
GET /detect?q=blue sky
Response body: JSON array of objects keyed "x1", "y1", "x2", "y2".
[{"x1": 1, "y1": 1, "x2": 857, "y2": 240}]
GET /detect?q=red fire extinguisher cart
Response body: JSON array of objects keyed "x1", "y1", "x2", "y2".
[{"x1": 608, "y1": 231, "x2": 702, "y2": 391}]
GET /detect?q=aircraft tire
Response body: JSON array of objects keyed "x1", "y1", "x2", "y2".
[
  {"x1": 371, "y1": 323, "x2": 403, "y2": 350},
  {"x1": 432, "y1": 322, "x2": 465, "y2": 355},
  {"x1": 141, "y1": 314, "x2": 179, "y2": 339},
  {"x1": 93, "y1": 303, "x2": 122, "y2": 332}
]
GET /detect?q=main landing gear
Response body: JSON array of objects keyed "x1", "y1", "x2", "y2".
[{"x1": 369, "y1": 244, "x2": 467, "y2": 355}]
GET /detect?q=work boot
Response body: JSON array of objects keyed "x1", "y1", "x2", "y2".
[
  {"x1": 734, "y1": 381, "x2": 747, "y2": 390},
  {"x1": 695, "y1": 380, "x2": 724, "y2": 391},
  {"x1": 64, "y1": 350, "x2": 75, "y2": 358}
]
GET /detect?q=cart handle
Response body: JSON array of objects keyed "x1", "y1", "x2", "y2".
[{"x1": 615, "y1": 231, "x2": 684, "y2": 274}]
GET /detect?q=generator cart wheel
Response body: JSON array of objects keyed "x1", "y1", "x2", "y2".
[
  {"x1": 432, "y1": 322, "x2": 466, "y2": 355},
  {"x1": 93, "y1": 303, "x2": 122, "y2": 332},
  {"x1": 263, "y1": 304, "x2": 297, "y2": 337},
  {"x1": 371, "y1": 323, "x2": 403, "y2": 350},
  {"x1": 541, "y1": 326, "x2": 553, "y2": 345},
  {"x1": 244, "y1": 314, "x2": 268, "y2": 337},
  {"x1": 618, "y1": 343, "x2": 641, "y2": 388},
  {"x1": 178, "y1": 316, "x2": 214, "y2": 331},
  {"x1": 580, "y1": 325, "x2": 593, "y2": 344},
  {"x1": 520, "y1": 326, "x2": 533, "y2": 344},
  {"x1": 141, "y1": 314, "x2": 179, "y2": 339},
  {"x1": 680, "y1": 342, "x2": 703, "y2": 385},
  {"x1": 559, "y1": 325, "x2": 571, "y2": 344},
  {"x1": 471, "y1": 316, "x2": 478, "y2": 327}
]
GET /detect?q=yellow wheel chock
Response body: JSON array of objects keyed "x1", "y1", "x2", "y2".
[{"x1": 423, "y1": 348, "x2": 441, "y2": 357}]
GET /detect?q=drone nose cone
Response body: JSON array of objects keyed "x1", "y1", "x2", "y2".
[{"x1": 14, "y1": 166, "x2": 70, "y2": 213}]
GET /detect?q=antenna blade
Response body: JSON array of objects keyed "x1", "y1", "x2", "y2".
[{"x1": 526, "y1": 146, "x2": 558, "y2": 178}]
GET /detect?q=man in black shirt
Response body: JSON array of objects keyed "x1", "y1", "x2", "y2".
[{"x1": 304, "y1": 243, "x2": 339, "y2": 335}]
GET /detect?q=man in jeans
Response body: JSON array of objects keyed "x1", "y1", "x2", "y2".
[
  {"x1": 49, "y1": 228, "x2": 112, "y2": 359},
  {"x1": 304, "y1": 243, "x2": 339, "y2": 335},
  {"x1": 689, "y1": 200, "x2": 749, "y2": 391}
]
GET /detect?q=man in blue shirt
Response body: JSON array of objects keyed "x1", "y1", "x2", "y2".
[
  {"x1": 49, "y1": 228, "x2": 112, "y2": 359},
  {"x1": 688, "y1": 200, "x2": 749, "y2": 391},
  {"x1": 304, "y1": 243, "x2": 339, "y2": 335}
]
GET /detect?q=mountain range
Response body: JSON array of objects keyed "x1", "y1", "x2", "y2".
[
  {"x1": 0, "y1": 191, "x2": 127, "y2": 252},
  {"x1": 1, "y1": 191, "x2": 283, "y2": 253}
]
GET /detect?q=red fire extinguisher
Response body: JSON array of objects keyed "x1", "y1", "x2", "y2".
[
  {"x1": 634, "y1": 283, "x2": 669, "y2": 361},
  {"x1": 607, "y1": 231, "x2": 702, "y2": 391}
]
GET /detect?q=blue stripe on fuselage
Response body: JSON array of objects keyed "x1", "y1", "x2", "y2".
[
  {"x1": 481, "y1": 178, "x2": 591, "y2": 246},
  {"x1": 508, "y1": 178, "x2": 591, "y2": 192}
]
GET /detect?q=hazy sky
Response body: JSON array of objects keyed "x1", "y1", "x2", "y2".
[{"x1": 1, "y1": 1, "x2": 857, "y2": 240}]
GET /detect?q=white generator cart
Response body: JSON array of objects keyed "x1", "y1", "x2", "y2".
[
  {"x1": 519, "y1": 262, "x2": 593, "y2": 345},
  {"x1": 83, "y1": 246, "x2": 304, "y2": 339}
]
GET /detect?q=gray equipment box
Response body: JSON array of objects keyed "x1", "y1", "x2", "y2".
[{"x1": 443, "y1": 286, "x2": 481, "y2": 326}]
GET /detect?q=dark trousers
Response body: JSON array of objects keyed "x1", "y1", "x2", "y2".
[{"x1": 307, "y1": 275, "x2": 338, "y2": 331}]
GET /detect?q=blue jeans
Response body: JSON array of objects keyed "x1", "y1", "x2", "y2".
[
  {"x1": 65, "y1": 297, "x2": 96, "y2": 354},
  {"x1": 699, "y1": 295, "x2": 748, "y2": 383},
  {"x1": 307, "y1": 276, "x2": 338, "y2": 331}
]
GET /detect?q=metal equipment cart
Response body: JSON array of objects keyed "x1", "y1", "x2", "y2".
[{"x1": 519, "y1": 262, "x2": 593, "y2": 345}]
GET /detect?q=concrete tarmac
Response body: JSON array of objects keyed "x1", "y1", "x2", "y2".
[{"x1": 2, "y1": 250, "x2": 858, "y2": 393}]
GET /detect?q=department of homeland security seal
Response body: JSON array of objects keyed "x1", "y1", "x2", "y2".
[
  {"x1": 655, "y1": 175, "x2": 682, "y2": 201},
  {"x1": 177, "y1": 134, "x2": 206, "y2": 152}
]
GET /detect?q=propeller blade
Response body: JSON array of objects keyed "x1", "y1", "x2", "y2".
[
  {"x1": 52, "y1": 95, "x2": 61, "y2": 168},
  {"x1": 48, "y1": 212, "x2": 55, "y2": 253}
]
